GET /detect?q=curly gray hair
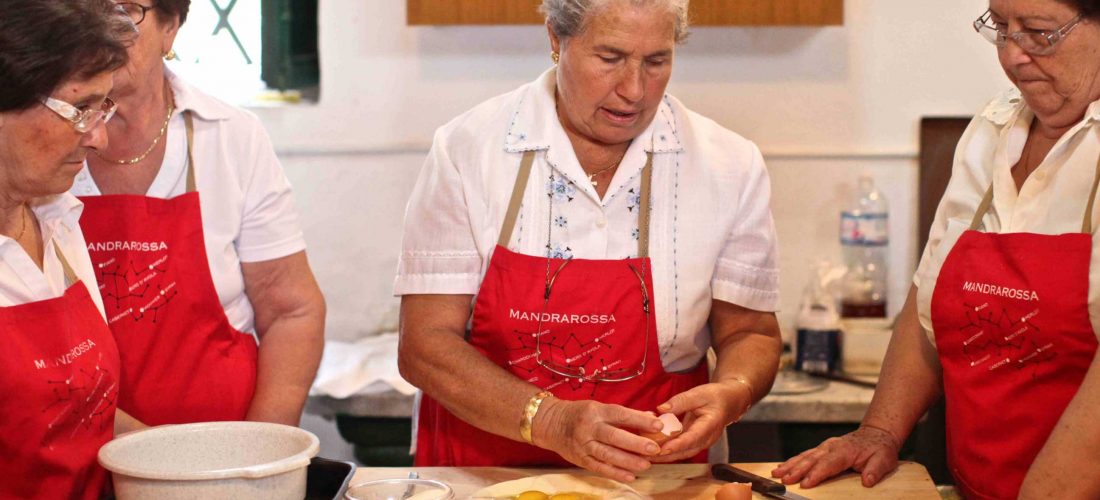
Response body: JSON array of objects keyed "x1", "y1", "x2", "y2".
[{"x1": 540, "y1": 0, "x2": 690, "y2": 43}]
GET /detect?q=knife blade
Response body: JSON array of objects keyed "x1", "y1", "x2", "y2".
[{"x1": 710, "y1": 464, "x2": 814, "y2": 500}]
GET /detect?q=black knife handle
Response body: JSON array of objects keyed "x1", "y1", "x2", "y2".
[{"x1": 711, "y1": 464, "x2": 787, "y2": 494}]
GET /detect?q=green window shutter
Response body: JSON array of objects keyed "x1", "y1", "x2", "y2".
[{"x1": 261, "y1": 0, "x2": 319, "y2": 90}]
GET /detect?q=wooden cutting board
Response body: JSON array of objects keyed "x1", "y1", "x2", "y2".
[{"x1": 350, "y1": 461, "x2": 940, "y2": 499}]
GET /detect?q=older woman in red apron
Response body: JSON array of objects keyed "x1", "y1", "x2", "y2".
[
  {"x1": 396, "y1": 0, "x2": 783, "y2": 482},
  {"x1": 774, "y1": 1, "x2": 1100, "y2": 498},
  {"x1": 0, "y1": 1, "x2": 137, "y2": 498},
  {"x1": 76, "y1": 0, "x2": 325, "y2": 427}
]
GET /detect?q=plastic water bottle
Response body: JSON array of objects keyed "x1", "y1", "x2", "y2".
[
  {"x1": 795, "y1": 261, "x2": 843, "y2": 374},
  {"x1": 839, "y1": 174, "x2": 888, "y2": 318}
]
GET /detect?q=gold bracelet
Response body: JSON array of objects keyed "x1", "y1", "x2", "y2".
[
  {"x1": 729, "y1": 376, "x2": 755, "y2": 413},
  {"x1": 519, "y1": 391, "x2": 551, "y2": 445}
]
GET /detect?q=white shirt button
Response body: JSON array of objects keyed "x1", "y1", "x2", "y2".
[{"x1": 596, "y1": 216, "x2": 608, "y2": 228}]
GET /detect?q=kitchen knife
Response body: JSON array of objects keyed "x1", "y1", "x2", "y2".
[{"x1": 710, "y1": 464, "x2": 813, "y2": 500}]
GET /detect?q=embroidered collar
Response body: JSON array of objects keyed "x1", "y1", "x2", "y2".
[{"x1": 503, "y1": 67, "x2": 684, "y2": 154}]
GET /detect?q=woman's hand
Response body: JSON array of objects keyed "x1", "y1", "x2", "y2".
[
  {"x1": 532, "y1": 398, "x2": 663, "y2": 483},
  {"x1": 648, "y1": 381, "x2": 750, "y2": 463},
  {"x1": 770, "y1": 426, "x2": 901, "y2": 488}
]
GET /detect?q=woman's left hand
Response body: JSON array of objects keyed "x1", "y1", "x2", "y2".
[{"x1": 648, "y1": 381, "x2": 750, "y2": 462}]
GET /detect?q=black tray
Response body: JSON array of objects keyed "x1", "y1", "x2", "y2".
[{"x1": 306, "y1": 456, "x2": 356, "y2": 500}]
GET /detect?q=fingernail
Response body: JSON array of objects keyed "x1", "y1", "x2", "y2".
[
  {"x1": 626, "y1": 474, "x2": 636, "y2": 482},
  {"x1": 652, "y1": 421, "x2": 663, "y2": 430},
  {"x1": 646, "y1": 444, "x2": 659, "y2": 455},
  {"x1": 866, "y1": 474, "x2": 875, "y2": 484},
  {"x1": 659, "y1": 449, "x2": 672, "y2": 456},
  {"x1": 657, "y1": 404, "x2": 671, "y2": 412}
]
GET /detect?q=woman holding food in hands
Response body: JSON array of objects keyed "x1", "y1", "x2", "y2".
[
  {"x1": 396, "y1": 0, "x2": 782, "y2": 481},
  {"x1": 774, "y1": 1, "x2": 1100, "y2": 498}
]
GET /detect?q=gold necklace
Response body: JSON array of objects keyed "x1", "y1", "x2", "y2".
[
  {"x1": 587, "y1": 153, "x2": 626, "y2": 188},
  {"x1": 96, "y1": 98, "x2": 175, "y2": 165},
  {"x1": 6, "y1": 203, "x2": 28, "y2": 241}
]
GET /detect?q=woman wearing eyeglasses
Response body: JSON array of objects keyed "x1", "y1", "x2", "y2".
[
  {"x1": 0, "y1": 1, "x2": 138, "y2": 498},
  {"x1": 396, "y1": 0, "x2": 782, "y2": 482},
  {"x1": 774, "y1": 1, "x2": 1100, "y2": 498},
  {"x1": 74, "y1": 0, "x2": 325, "y2": 427}
]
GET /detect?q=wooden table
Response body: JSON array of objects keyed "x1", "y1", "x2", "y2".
[{"x1": 350, "y1": 461, "x2": 940, "y2": 499}]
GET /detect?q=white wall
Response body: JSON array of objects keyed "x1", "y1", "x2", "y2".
[{"x1": 243, "y1": 0, "x2": 1013, "y2": 342}]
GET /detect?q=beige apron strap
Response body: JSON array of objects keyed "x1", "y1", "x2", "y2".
[
  {"x1": 53, "y1": 244, "x2": 78, "y2": 288},
  {"x1": 971, "y1": 153, "x2": 1100, "y2": 232},
  {"x1": 184, "y1": 111, "x2": 197, "y2": 194},
  {"x1": 1081, "y1": 153, "x2": 1100, "y2": 233},
  {"x1": 637, "y1": 152, "x2": 653, "y2": 259},
  {"x1": 969, "y1": 184, "x2": 996, "y2": 231},
  {"x1": 497, "y1": 151, "x2": 537, "y2": 247}
]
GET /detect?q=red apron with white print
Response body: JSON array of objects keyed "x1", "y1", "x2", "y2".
[
  {"x1": 931, "y1": 173, "x2": 1099, "y2": 499},
  {"x1": 0, "y1": 248, "x2": 119, "y2": 500},
  {"x1": 415, "y1": 151, "x2": 709, "y2": 466},
  {"x1": 77, "y1": 112, "x2": 257, "y2": 425}
]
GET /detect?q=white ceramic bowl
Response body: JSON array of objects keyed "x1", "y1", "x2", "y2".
[{"x1": 98, "y1": 421, "x2": 320, "y2": 500}]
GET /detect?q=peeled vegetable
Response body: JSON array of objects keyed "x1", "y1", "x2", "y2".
[
  {"x1": 517, "y1": 492, "x2": 550, "y2": 500},
  {"x1": 640, "y1": 413, "x2": 683, "y2": 445}
]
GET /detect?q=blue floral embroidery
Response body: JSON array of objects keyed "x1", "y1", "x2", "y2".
[
  {"x1": 554, "y1": 215, "x2": 568, "y2": 228},
  {"x1": 626, "y1": 188, "x2": 641, "y2": 212},
  {"x1": 547, "y1": 175, "x2": 576, "y2": 203},
  {"x1": 546, "y1": 244, "x2": 573, "y2": 260}
]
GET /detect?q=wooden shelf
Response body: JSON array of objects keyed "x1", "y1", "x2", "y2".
[{"x1": 407, "y1": 0, "x2": 843, "y2": 26}]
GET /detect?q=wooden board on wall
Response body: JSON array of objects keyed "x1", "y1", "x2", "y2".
[
  {"x1": 918, "y1": 117, "x2": 972, "y2": 252},
  {"x1": 407, "y1": 0, "x2": 844, "y2": 26}
]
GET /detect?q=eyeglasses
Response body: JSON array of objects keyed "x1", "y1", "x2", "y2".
[
  {"x1": 534, "y1": 259, "x2": 651, "y2": 382},
  {"x1": 40, "y1": 96, "x2": 118, "y2": 133},
  {"x1": 973, "y1": 9, "x2": 1083, "y2": 56},
  {"x1": 117, "y1": 2, "x2": 156, "y2": 25}
]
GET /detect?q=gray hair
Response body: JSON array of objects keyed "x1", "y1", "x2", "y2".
[{"x1": 540, "y1": 0, "x2": 690, "y2": 44}]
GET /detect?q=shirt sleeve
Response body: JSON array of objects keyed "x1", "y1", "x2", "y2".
[
  {"x1": 234, "y1": 114, "x2": 307, "y2": 263},
  {"x1": 711, "y1": 143, "x2": 780, "y2": 312},
  {"x1": 393, "y1": 128, "x2": 484, "y2": 296}
]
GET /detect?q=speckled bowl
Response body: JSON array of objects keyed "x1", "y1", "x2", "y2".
[{"x1": 98, "y1": 421, "x2": 320, "y2": 500}]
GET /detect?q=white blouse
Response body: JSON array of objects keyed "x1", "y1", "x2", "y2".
[
  {"x1": 71, "y1": 71, "x2": 306, "y2": 335},
  {"x1": 915, "y1": 87, "x2": 1100, "y2": 344},
  {"x1": 394, "y1": 68, "x2": 780, "y2": 371},
  {"x1": 0, "y1": 193, "x2": 105, "y2": 317}
]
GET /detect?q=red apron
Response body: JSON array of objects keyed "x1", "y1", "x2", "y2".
[
  {"x1": 930, "y1": 162, "x2": 1100, "y2": 499},
  {"x1": 0, "y1": 246, "x2": 119, "y2": 500},
  {"x1": 415, "y1": 151, "x2": 709, "y2": 466},
  {"x1": 77, "y1": 112, "x2": 257, "y2": 426}
]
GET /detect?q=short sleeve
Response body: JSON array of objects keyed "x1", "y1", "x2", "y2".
[
  {"x1": 711, "y1": 143, "x2": 780, "y2": 312},
  {"x1": 393, "y1": 129, "x2": 484, "y2": 295},
  {"x1": 234, "y1": 115, "x2": 307, "y2": 263}
]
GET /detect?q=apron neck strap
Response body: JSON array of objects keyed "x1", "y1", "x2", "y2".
[
  {"x1": 53, "y1": 244, "x2": 78, "y2": 287},
  {"x1": 183, "y1": 110, "x2": 197, "y2": 194},
  {"x1": 970, "y1": 153, "x2": 1100, "y2": 233},
  {"x1": 497, "y1": 151, "x2": 537, "y2": 249},
  {"x1": 637, "y1": 152, "x2": 653, "y2": 259},
  {"x1": 497, "y1": 151, "x2": 655, "y2": 258}
]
